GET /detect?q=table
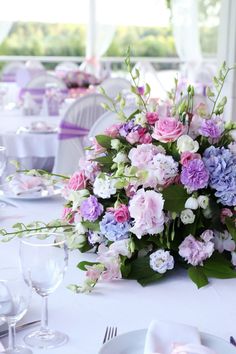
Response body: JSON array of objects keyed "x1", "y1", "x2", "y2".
[{"x1": 0, "y1": 197, "x2": 235, "y2": 354}]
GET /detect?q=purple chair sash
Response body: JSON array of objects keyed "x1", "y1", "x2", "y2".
[{"x1": 58, "y1": 120, "x2": 89, "y2": 140}]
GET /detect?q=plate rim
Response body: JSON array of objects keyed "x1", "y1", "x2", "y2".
[{"x1": 98, "y1": 328, "x2": 234, "y2": 354}]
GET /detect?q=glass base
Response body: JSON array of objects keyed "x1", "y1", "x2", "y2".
[
  {"x1": 2, "y1": 345, "x2": 33, "y2": 354},
  {"x1": 24, "y1": 329, "x2": 68, "y2": 349}
]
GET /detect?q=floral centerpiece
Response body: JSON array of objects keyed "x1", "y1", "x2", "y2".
[{"x1": 2, "y1": 51, "x2": 236, "y2": 293}]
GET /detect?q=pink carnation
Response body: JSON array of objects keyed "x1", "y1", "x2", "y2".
[
  {"x1": 180, "y1": 151, "x2": 201, "y2": 167},
  {"x1": 220, "y1": 208, "x2": 233, "y2": 224},
  {"x1": 126, "y1": 131, "x2": 140, "y2": 144},
  {"x1": 104, "y1": 123, "x2": 122, "y2": 138},
  {"x1": 129, "y1": 189, "x2": 165, "y2": 238},
  {"x1": 67, "y1": 171, "x2": 87, "y2": 190},
  {"x1": 146, "y1": 112, "x2": 159, "y2": 125},
  {"x1": 152, "y1": 117, "x2": 185, "y2": 143},
  {"x1": 114, "y1": 204, "x2": 130, "y2": 223},
  {"x1": 62, "y1": 207, "x2": 75, "y2": 223},
  {"x1": 128, "y1": 143, "x2": 165, "y2": 169}
]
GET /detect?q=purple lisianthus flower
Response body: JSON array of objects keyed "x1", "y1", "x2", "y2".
[
  {"x1": 137, "y1": 86, "x2": 145, "y2": 95},
  {"x1": 80, "y1": 195, "x2": 104, "y2": 221},
  {"x1": 199, "y1": 119, "x2": 222, "y2": 139},
  {"x1": 180, "y1": 159, "x2": 209, "y2": 191},
  {"x1": 99, "y1": 212, "x2": 130, "y2": 241},
  {"x1": 119, "y1": 119, "x2": 135, "y2": 137},
  {"x1": 203, "y1": 146, "x2": 236, "y2": 206}
]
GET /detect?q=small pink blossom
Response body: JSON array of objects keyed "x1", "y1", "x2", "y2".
[
  {"x1": 152, "y1": 117, "x2": 186, "y2": 143},
  {"x1": 146, "y1": 112, "x2": 159, "y2": 125},
  {"x1": 180, "y1": 151, "x2": 201, "y2": 166},
  {"x1": 125, "y1": 184, "x2": 137, "y2": 198},
  {"x1": 79, "y1": 158, "x2": 100, "y2": 182},
  {"x1": 67, "y1": 171, "x2": 87, "y2": 190},
  {"x1": 126, "y1": 131, "x2": 140, "y2": 144},
  {"x1": 91, "y1": 137, "x2": 106, "y2": 154},
  {"x1": 104, "y1": 123, "x2": 122, "y2": 138},
  {"x1": 114, "y1": 204, "x2": 130, "y2": 223},
  {"x1": 97, "y1": 245, "x2": 122, "y2": 280},
  {"x1": 62, "y1": 207, "x2": 75, "y2": 223},
  {"x1": 220, "y1": 208, "x2": 233, "y2": 224},
  {"x1": 200, "y1": 229, "x2": 214, "y2": 242},
  {"x1": 139, "y1": 132, "x2": 152, "y2": 144},
  {"x1": 85, "y1": 265, "x2": 103, "y2": 281}
]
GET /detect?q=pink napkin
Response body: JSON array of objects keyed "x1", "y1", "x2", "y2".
[{"x1": 144, "y1": 320, "x2": 216, "y2": 354}]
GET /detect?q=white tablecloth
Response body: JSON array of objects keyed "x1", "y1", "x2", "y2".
[
  {"x1": 0, "y1": 198, "x2": 235, "y2": 354},
  {"x1": 0, "y1": 112, "x2": 61, "y2": 172}
]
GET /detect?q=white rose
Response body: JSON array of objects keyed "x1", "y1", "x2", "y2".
[
  {"x1": 111, "y1": 139, "x2": 121, "y2": 150},
  {"x1": 177, "y1": 135, "x2": 199, "y2": 153},
  {"x1": 93, "y1": 175, "x2": 117, "y2": 199},
  {"x1": 113, "y1": 152, "x2": 129, "y2": 164},
  {"x1": 149, "y1": 249, "x2": 174, "y2": 274},
  {"x1": 185, "y1": 197, "x2": 198, "y2": 210},
  {"x1": 180, "y1": 209, "x2": 195, "y2": 224},
  {"x1": 197, "y1": 195, "x2": 209, "y2": 209}
]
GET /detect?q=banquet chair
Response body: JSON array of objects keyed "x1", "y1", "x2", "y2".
[
  {"x1": 26, "y1": 73, "x2": 66, "y2": 89},
  {"x1": 99, "y1": 77, "x2": 131, "y2": 98},
  {"x1": 1, "y1": 61, "x2": 25, "y2": 82},
  {"x1": 53, "y1": 93, "x2": 109, "y2": 175},
  {"x1": 55, "y1": 61, "x2": 80, "y2": 73},
  {"x1": 88, "y1": 106, "x2": 135, "y2": 138}
]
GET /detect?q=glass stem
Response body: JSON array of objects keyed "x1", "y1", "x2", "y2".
[
  {"x1": 40, "y1": 295, "x2": 49, "y2": 332},
  {"x1": 8, "y1": 322, "x2": 16, "y2": 350}
]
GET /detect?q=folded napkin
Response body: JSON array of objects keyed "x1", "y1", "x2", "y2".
[
  {"x1": 8, "y1": 175, "x2": 45, "y2": 196},
  {"x1": 144, "y1": 321, "x2": 216, "y2": 354}
]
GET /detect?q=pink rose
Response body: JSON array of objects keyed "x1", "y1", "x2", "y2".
[
  {"x1": 114, "y1": 204, "x2": 130, "y2": 223},
  {"x1": 180, "y1": 151, "x2": 201, "y2": 166},
  {"x1": 126, "y1": 131, "x2": 140, "y2": 144},
  {"x1": 139, "y1": 133, "x2": 152, "y2": 144},
  {"x1": 152, "y1": 117, "x2": 185, "y2": 143},
  {"x1": 62, "y1": 207, "x2": 75, "y2": 223},
  {"x1": 220, "y1": 208, "x2": 233, "y2": 224},
  {"x1": 104, "y1": 123, "x2": 122, "y2": 138},
  {"x1": 67, "y1": 171, "x2": 87, "y2": 190},
  {"x1": 146, "y1": 112, "x2": 159, "y2": 125}
]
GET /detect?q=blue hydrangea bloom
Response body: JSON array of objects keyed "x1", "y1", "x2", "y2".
[
  {"x1": 203, "y1": 146, "x2": 236, "y2": 206},
  {"x1": 99, "y1": 212, "x2": 130, "y2": 241}
]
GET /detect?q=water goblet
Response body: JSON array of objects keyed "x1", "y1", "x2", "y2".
[
  {"x1": 0, "y1": 267, "x2": 32, "y2": 354},
  {"x1": 19, "y1": 233, "x2": 68, "y2": 349}
]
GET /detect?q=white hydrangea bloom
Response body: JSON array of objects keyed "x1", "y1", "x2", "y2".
[
  {"x1": 149, "y1": 249, "x2": 174, "y2": 274},
  {"x1": 93, "y1": 175, "x2": 117, "y2": 199},
  {"x1": 180, "y1": 209, "x2": 195, "y2": 224}
]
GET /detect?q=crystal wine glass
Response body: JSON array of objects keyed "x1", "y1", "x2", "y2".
[
  {"x1": 19, "y1": 233, "x2": 68, "y2": 349},
  {"x1": 0, "y1": 267, "x2": 32, "y2": 354}
]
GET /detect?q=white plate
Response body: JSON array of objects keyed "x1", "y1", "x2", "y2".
[
  {"x1": 0, "y1": 187, "x2": 62, "y2": 200},
  {"x1": 98, "y1": 329, "x2": 236, "y2": 354},
  {"x1": 17, "y1": 126, "x2": 58, "y2": 134}
]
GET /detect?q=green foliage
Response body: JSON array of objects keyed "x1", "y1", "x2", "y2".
[
  {"x1": 77, "y1": 261, "x2": 101, "y2": 271},
  {"x1": 225, "y1": 217, "x2": 236, "y2": 242},
  {"x1": 162, "y1": 185, "x2": 189, "y2": 213},
  {"x1": 188, "y1": 266, "x2": 209, "y2": 288},
  {"x1": 95, "y1": 135, "x2": 113, "y2": 149},
  {"x1": 126, "y1": 256, "x2": 164, "y2": 286}
]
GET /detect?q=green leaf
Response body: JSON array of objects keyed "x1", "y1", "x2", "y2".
[
  {"x1": 81, "y1": 221, "x2": 100, "y2": 232},
  {"x1": 225, "y1": 217, "x2": 236, "y2": 242},
  {"x1": 77, "y1": 261, "x2": 100, "y2": 271},
  {"x1": 162, "y1": 185, "x2": 189, "y2": 213},
  {"x1": 126, "y1": 256, "x2": 164, "y2": 286},
  {"x1": 202, "y1": 253, "x2": 236, "y2": 279},
  {"x1": 94, "y1": 156, "x2": 113, "y2": 165},
  {"x1": 188, "y1": 266, "x2": 209, "y2": 289},
  {"x1": 95, "y1": 135, "x2": 113, "y2": 149}
]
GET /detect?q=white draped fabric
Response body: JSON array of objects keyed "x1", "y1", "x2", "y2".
[
  {"x1": 171, "y1": 0, "x2": 202, "y2": 80},
  {"x1": 0, "y1": 21, "x2": 12, "y2": 44}
]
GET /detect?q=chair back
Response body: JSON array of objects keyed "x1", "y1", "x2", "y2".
[
  {"x1": 99, "y1": 77, "x2": 130, "y2": 98},
  {"x1": 53, "y1": 93, "x2": 109, "y2": 175}
]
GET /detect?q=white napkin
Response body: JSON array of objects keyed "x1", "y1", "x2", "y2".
[
  {"x1": 144, "y1": 320, "x2": 216, "y2": 354},
  {"x1": 8, "y1": 175, "x2": 44, "y2": 195}
]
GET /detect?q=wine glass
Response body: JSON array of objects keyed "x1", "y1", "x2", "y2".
[
  {"x1": 0, "y1": 267, "x2": 32, "y2": 354},
  {"x1": 19, "y1": 233, "x2": 69, "y2": 349}
]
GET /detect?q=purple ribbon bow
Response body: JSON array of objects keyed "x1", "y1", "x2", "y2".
[{"x1": 58, "y1": 120, "x2": 89, "y2": 140}]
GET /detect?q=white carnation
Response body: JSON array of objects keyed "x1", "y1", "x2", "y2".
[
  {"x1": 113, "y1": 152, "x2": 129, "y2": 164},
  {"x1": 180, "y1": 209, "x2": 196, "y2": 224},
  {"x1": 149, "y1": 249, "x2": 174, "y2": 274},
  {"x1": 197, "y1": 195, "x2": 209, "y2": 209},
  {"x1": 185, "y1": 197, "x2": 198, "y2": 210},
  {"x1": 177, "y1": 135, "x2": 199, "y2": 153},
  {"x1": 93, "y1": 175, "x2": 117, "y2": 199}
]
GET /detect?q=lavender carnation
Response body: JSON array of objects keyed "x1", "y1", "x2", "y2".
[
  {"x1": 199, "y1": 119, "x2": 222, "y2": 139},
  {"x1": 180, "y1": 159, "x2": 209, "y2": 191},
  {"x1": 99, "y1": 212, "x2": 130, "y2": 241},
  {"x1": 80, "y1": 195, "x2": 104, "y2": 221},
  {"x1": 203, "y1": 146, "x2": 236, "y2": 206}
]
